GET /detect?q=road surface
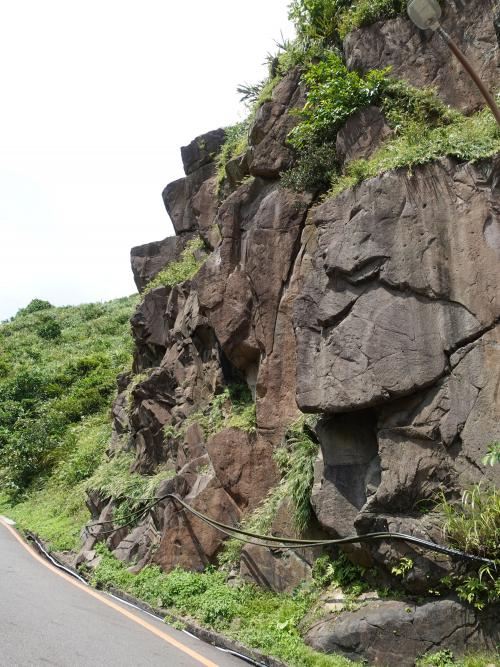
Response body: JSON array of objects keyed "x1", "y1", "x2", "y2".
[{"x1": 0, "y1": 518, "x2": 245, "y2": 667}]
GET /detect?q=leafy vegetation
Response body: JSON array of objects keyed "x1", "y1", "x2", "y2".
[
  {"x1": 219, "y1": 415, "x2": 319, "y2": 566},
  {"x1": 165, "y1": 383, "x2": 256, "y2": 443},
  {"x1": 288, "y1": 0, "x2": 408, "y2": 44},
  {"x1": 0, "y1": 295, "x2": 137, "y2": 496},
  {"x1": 281, "y1": 53, "x2": 387, "y2": 192},
  {"x1": 143, "y1": 238, "x2": 206, "y2": 294},
  {"x1": 0, "y1": 413, "x2": 111, "y2": 550},
  {"x1": 438, "y1": 484, "x2": 500, "y2": 609},
  {"x1": 85, "y1": 451, "x2": 173, "y2": 526},
  {"x1": 483, "y1": 441, "x2": 500, "y2": 467},
  {"x1": 88, "y1": 544, "x2": 358, "y2": 667},
  {"x1": 416, "y1": 649, "x2": 500, "y2": 667},
  {"x1": 328, "y1": 106, "x2": 500, "y2": 197},
  {"x1": 215, "y1": 121, "x2": 250, "y2": 191}
]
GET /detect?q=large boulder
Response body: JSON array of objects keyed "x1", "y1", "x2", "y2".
[
  {"x1": 305, "y1": 598, "x2": 500, "y2": 666},
  {"x1": 295, "y1": 157, "x2": 500, "y2": 413}
]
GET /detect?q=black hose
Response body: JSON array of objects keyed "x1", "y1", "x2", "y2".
[{"x1": 85, "y1": 493, "x2": 497, "y2": 567}]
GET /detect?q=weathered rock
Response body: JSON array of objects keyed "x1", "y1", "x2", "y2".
[
  {"x1": 180, "y1": 128, "x2": 226, "y2": 176},
  {"x1": 197, "y1": 178, "x2": 311, "y2": 437},
  {"x1": 176, "y1": 422, "x2": 206, "y2": 471},
  {"x1": 240, "y1": 498, "x2": 325, "y2": 593},
  {"x1": 311, "y1": 413, "x2": 379, "y2": 563},
  {"x1": 247, "y1": 68, "x2": 305, "y2": 179},
  {"x1": 336, "y1": 106, "x2": 392, "y2": 163},
  {"x1": 162, "y1": 163, "x2": 217, "y2": 234},
  {"x1": 205, "y1": 428, "x2": 278, "y2": 510},
  {"x1": 344, "y1": 0, "x2": 500, "y2": 113},
  {"x1": 130, "y1": 235, "x2": 193, "y2": 292},
  {"x1": 305, "y1": 598, "x2": 500, "y2": 666},
  {"x1": 295, "y1": 158, "x2": 500, "y2": 413},
  {"x1": 154, "y1": 476, "x2": 241, "y2": 572},
  {"x1": 130, "y1": 285, "x2": 225, "y2": 472},
  {"x1": 240, "y1": 545, "x2": 312, "y2": 594}
]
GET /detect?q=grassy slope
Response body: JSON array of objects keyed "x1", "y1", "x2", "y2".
[{"x1": 0, "y1": 295, "x2": 138, "y2": 548}]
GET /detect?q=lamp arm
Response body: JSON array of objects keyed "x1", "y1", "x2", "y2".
[{"x1": 437, "y1": 26, "x2": 500, "y2": 128}]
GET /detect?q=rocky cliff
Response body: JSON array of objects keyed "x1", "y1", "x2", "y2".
[{"x1": 82, "y1": 1, "x2": 500, "y2": 663}]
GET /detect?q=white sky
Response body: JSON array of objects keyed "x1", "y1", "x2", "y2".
[{"x1": 0, "y1": 0, "x2": 295, "y2": 320}]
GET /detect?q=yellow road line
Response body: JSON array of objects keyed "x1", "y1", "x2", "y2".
[{"x1": 0, "y1": 518, "x2": 220, "y2": 667}]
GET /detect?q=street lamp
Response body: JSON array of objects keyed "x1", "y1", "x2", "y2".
[{"x1": 407, "y1": 0, "x2": 500, "y2": 127}]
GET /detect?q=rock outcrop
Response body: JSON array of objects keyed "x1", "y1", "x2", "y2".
[{"x1": 82, "y1": 3, "x2": 500, "y2": 663}]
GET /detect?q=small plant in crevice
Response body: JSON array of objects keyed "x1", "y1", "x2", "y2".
[
  {"x1": 85, "y1": 451, "x2": 174, "y2": 528},
  {"x1": 165, "y1": 383, "x2": 256, "y2": 445},
  {"x1": 143, "y1": 237, "x2": 206, "y2": 294},
  {"x1": 215, "y1": 121, "x2": 250, "y2": 192},
  {"x1": 312, "y1": 552, "x2": 368, "y2": 596},
  {"x1": 391, "y1": 556, "x2": 414, "y2": 579},
  {"x1": 482, "y1": 441, "x2": 500, "y2": 467}
]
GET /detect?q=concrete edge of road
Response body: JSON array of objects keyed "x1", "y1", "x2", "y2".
[{"x1": 19, "y1": 526, "x2": 287, "y2": 667}]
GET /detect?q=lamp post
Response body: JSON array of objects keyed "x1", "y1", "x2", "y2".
[{"x1": 407, "y1": 0, "x2": 500, "y2": 127}]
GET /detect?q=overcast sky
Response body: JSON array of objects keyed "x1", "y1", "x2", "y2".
[{"x1": 0, "y1": 0, "x2": 294, "y2": 320}]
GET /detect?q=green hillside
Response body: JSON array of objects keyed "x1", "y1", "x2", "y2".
[{"x1": 0, "y1": 295, "x2": 138, "y2": 548}]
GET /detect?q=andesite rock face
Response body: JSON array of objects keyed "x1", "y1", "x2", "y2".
[
  {"x1": 344, "y1": 0, "x2": 500, "y2": 113},
  {"x1": 82, "y1": 5, "x2": 500, "y2": 663}
]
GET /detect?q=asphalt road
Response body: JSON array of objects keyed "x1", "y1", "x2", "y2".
[{"x1": 0, "y1": 518, "x2": 245, "y2": 667}]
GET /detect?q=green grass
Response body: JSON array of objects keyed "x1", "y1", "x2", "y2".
[
  {"x1": 88, "y1": 545, "x2": 357, "y2": 667},
  {"x1": 337, "y1": 0, "x2": 407, "y2": 39},
  {"x1": 165, "y1": 383, "x2": 256, "y2": 443},
  {"x1": 327, "y1": 106, "x2": 500, "y2": 198},
  {"x1": 416, "y1": 649, "x2": 500, "y2": 667},
  {"x1": 85, "y1": 451, "x2": 174, "y2": 525},
  {"x1": 143, "y1": 238, "x2": 206, "y2": 293},
  {"x1": 216, "y1": 122, "x2": 250, "y2": 192}
]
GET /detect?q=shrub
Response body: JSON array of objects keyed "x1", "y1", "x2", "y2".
[
  {"x1": 0, "y1": 295, "x2": 137, "y2": 496},
  {"x1": 438, "y1": 484, "x2": 500, "y2": 608},
  {"x1": 282, "y1": 53, "x2": 387, "y2": 192},
  {"x1": 288, "y1": 54, "x2": 388, "y2": 151},
  {"x1": 143, "y1": 238, "x2": 206, "y2": 293},
  {"x1": 36, "y1": 315, "x2": 62, "y2": 340},
  {"x1": 216, "y1": 122, "x2": 250, "y2": 190},
  {"x1": 337, "y1": 0, "x2": 407, "y2": 39},
  {"x1": 288, "y1": 0, "x2": 351, "y2": 43},
  {"x1": 16, "y1": 298, "x2": 53, "y2": 317}
]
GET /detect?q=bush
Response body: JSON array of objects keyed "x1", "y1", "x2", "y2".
[
  {"x1": 36, "y1": 315, "x2": 62, "y2": 340},
  {"x1": 281, "y1": 52, "x2": 387, "y2": 193},
  {"x1": 289, "y1": 54, "x2": 387, "y2": 151},
  {"x1": 337, "y1": 0, "x2": 407, "y2": 39},
  {"x1": 16, "y1": 298, "x2": 53, "y2": 317}
]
